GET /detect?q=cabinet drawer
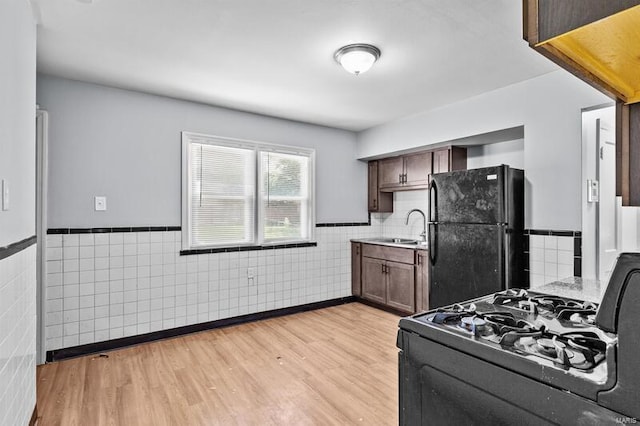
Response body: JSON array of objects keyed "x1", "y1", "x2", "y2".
[{"x1": 362, "y1": 244, "x2": 415, "y2": 264}]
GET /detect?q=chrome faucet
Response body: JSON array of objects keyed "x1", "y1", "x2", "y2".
[{"x1": 405, "y1": 208, "x2": 427, "y2": 243}]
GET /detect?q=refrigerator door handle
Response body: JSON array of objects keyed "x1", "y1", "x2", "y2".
[
  {"x1": 428, "y1": 223, "x2": 436, "y2": 265},
  {"x1": 429, "y1": 180, "x2": 438, "y2": 222}
]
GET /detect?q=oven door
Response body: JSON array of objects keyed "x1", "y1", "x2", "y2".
[{"x1": 398, "y1": 330, "x2": 622, "y2": 425}]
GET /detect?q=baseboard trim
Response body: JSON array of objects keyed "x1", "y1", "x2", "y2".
[
  {"x1": 355, "y1": 297, "x2": 411, "y2": 317},
  {"x1": 29, "y1": 404, "x2": 37, "y2": 426},
  {"x1": 46, "y1": 296, "x2": 357, "y2": 362}
]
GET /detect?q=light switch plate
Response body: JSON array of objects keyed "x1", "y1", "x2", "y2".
[
  {"x1": 95, "y1": 196, "x2": 107, "y2": 211},
  {"x1": 587, "y1": 179, "x2": 599, "y2": 203},
  {"x1": 1, "y1": 179, "x2": 8, "y2": 211}
]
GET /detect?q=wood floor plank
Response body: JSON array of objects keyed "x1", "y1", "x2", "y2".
[{"x1": 37, "y1": 302, "x2": 400, "y2": 425}]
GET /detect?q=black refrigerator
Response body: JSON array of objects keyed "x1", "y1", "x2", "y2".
[{"x1": 428, "y1": 165, "x2": 525, "y2": 308}]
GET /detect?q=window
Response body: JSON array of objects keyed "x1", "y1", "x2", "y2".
[{"x1": 182, "y1": 132, "x2": 315, "y2": 249}]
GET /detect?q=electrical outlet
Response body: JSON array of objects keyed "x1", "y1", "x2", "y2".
[
  {"x1": 247, "y1": 268, "x2": 255, "y2": 279},
  {"x1": 95, "y1": 196, "x2": 107, "y2": 211},
  {"x1": 1, "y1": 179, "x2": 9, "y2": 211}
]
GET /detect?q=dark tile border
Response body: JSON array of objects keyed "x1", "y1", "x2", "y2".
[
  {"x1": 524, "y1": 229, "x2": 582, "y2": 237},
  {"x1": 316, "y1": 222, "x2": 370, "y2": 227},
  {"x1": 49, "y1": 222, "x2": 374, "y2": 234},
  {"x1": 574, "y1": 258, "x2": 582, "y2": 278},
  {"x1": 522, "y1": 229, "x2": 582, "y2": 278},
  {"x1": 46, "y1": 296, "x2": 357, "y2": 362},
  {"x1": 0, "y1": 235, "x2": 37, "y2": 261},
  {"x1": 180, "y1": 241, "x2": 317, "y2": 255},
  {"x1": 47, "y1": 226, "x2": 181, "y2": 234}
]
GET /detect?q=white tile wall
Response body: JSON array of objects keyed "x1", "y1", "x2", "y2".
[
  {"x1": 375, "y1": 190, "x2": 429, "y2": 241},
  {"x1": 45, "y1": 224, "x2": 381, "y2": 351},
  {"x1": 529, "y1": 235, "x2": 575, "y2": 288},
  {"x1": 0, "y1": 245, "x2": 37, "y2": 426}
]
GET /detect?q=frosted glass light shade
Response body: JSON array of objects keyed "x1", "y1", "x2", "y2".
[{"x1": 334, "y1": 44, "x2": 381, "y2": 75}]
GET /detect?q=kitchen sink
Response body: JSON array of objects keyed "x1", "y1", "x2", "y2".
[{"x1": 374, "y1": 237, "x2": 421, "y2": 245}]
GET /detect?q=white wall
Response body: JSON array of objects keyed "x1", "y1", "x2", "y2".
[
  {"x1": 466, "y1": 139, "x2": 525, "y2": 170},
  {"x1": 0, "y1": 0, "x2": 37, "y2": 424},
  {"x1": 1, "y1": 1, "x2": 37, "y2": 247},
  {"x1": 358, "y1": 70, "x2": 610, "y2": 231},
  {"x1": 37, "y1": 75, "x2": 367, "y2": 228}
]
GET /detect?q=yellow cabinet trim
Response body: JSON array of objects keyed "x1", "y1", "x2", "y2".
[{"x1": 537, "y1": 5, "x2": 640, "y2": 104}]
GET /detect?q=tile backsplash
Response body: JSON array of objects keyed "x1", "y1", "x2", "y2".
[
  {"x1": 374, "y1": 190, "x2": 429, "y2": 241},
  {"x1": 0, "y1": 245, "x2": 36, "y2": 426},
  {"x1": 527, "y1": 233, "x2": 580, "y2": 288},
  {"x1": 45, "y1": 224, "x2": 381, "y2": 351}
]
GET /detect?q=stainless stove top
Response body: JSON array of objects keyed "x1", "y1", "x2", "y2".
[
  {"x1": 415, "y1": 290, "x2": 617, "y2": 375},
  {"x1": 402, "y1": 289, "x2": 618, "y2": 397},
  {"x1": 399, "y1": 253, "x2": 640, "y2": 420}
]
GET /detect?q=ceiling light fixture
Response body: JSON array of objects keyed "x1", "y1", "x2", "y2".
[{"x1": 334, "y1": 44, "x2": 381, "y2": 76}]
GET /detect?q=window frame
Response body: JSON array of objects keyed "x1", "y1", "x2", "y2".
[{"x1": 181, "y1": 131, "x2": 316, "y2": 250}]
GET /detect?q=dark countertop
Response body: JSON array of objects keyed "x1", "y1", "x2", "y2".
[
  {"x1": 351, "y1": 237, "x2": 429, "y2": 251},
  {"x1": 533, "y1": 277, "x2": 605, "y2": 303}
]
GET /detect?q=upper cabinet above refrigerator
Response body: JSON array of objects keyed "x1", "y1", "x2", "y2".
[
  {"x1": 370, "y1": 146, "x2": 467, "y2": 200},
  {"x1": 379, "y1": 152, "x2": 432, "y2": 191}
]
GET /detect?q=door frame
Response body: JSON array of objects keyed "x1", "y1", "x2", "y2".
[
  {"x1": 36, "y1": 108, "x2": 48, "y2": 364},
  {"x1": 581, "y1": 103, "x2": 615, "y2": 281}
]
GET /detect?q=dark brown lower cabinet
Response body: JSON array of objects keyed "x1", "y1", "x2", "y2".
[
  {"x1": 359, "y1": 244, "x2": 418, "y2": 313},
  {"x1": 415, "y1": 251, "x2": 429, "y2": 312},
  {"x1": 386, "y1": 261, "x2": 415, "y2": 312},
  {"x1": 351, "y1": 242, "x2": 362, "y2": 296},
  {"x1": 362, "y1": 257, "x2": 387, "y2": 305}
]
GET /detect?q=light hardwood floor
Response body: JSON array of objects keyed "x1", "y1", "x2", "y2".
[{"x1": 37, "y1": 302, "x2": 401, "y2": 425}]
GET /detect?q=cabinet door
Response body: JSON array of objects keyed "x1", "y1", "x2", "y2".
[
  {"x1": 378, "y1": 157, "x2": 404, "y2": 190},
  {"x1": 387, "y1": 261, "x2": 416, "y2": 313},
  {"x1": 449, "y1": 146, "x2": 467, "y2": 171},
  {"x1": 362, "y1": 257, "x2": 386, "y2": 304},
  {"x1": 368, "y1": 162, "x2": 379, "y2": 211},
  {"x1": 415, "y1": 251, "x2": 429, "y2": 312},
  {"x1": 368, "y1": 161, "x2": 393, "y2": 212},
  {"x1": 404, "y1": 151, "x2": 432, "y2": 188},
  {"x1": 351, "y1": 242, "x2": 362, "y2": 296},
  {"x1": 432, "y1": 149, "x2": 450, "y2": 174}
]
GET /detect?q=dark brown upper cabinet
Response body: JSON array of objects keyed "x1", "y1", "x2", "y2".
[
  {"x1": 523, "y1": 0, "x2": 640, "y2": 205},
  {"x1": 379, "y1": 151, "x2": 432, "y2": 191},
  {"x1": 368, "y1": 161, "x2": 393, "y2": 213},
  {"x1": 432, "y1": 147, "x2": 468, "y2": 175},
  {"x1": 378, "y1": 156, "x2": 406, "y2": 191}
]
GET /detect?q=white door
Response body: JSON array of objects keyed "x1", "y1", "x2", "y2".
[{"x1": 596, "y1": 118, "x2": 617, "y2": 281}]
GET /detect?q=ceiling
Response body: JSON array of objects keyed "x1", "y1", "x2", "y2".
[{"x1": 32, "y1": 0, "x2": 557, "y2": 132}]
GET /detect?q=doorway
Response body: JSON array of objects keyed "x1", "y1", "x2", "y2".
[
  {"x1": 36, "y1": 108, "x2": 48, "y2": 364},
  {"x1": 581, "y1": 105, "x2": 618, "y2": 282}
]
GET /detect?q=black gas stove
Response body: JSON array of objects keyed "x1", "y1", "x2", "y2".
[{"x1": 398, "y1": 253, "x2": 640, "y2": 425}]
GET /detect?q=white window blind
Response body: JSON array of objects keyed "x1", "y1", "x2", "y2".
[
  {"x1": 260, "y1": 151, "x2": 310, "y2": 242},
  {"x1": 189, "y1": 143, "x2": 255, "y2": 247},
  {"x1": 182, "y1": 132, "x2": 315, "y2": 249}
]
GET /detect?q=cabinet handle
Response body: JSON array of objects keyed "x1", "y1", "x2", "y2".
[
  {"x1": 381, "y1": 264, "x2": 385, "y2": 274},
  {"x1": 399, "y1": 173, "x2": 402, "y2": 184},
  {"x1": 403, "y1": 173, "x2": 407, "y2": 184},
  {"x1": 417, "y1": 254, "x2": 421, "y2": 265},
  {"x1": 372, "y1": 199, "x2": 377, "y2": 209}
]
